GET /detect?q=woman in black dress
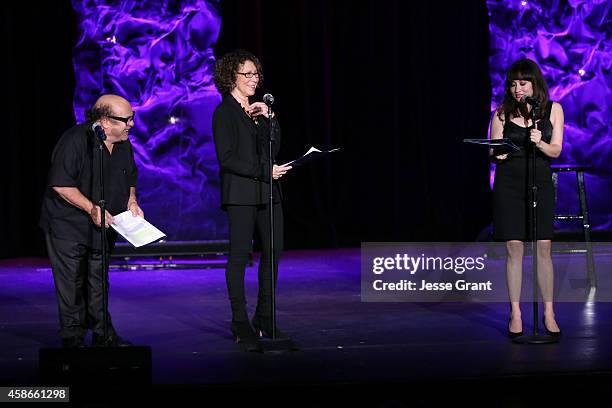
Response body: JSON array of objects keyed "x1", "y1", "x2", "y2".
[
  {"x1": 490, "y1": 59, "x2": 564, "y2": 338},
  {"x1": 212, "y1": 50, "x2": 292, "y2": 351}
]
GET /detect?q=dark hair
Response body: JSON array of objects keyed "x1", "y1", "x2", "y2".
[
  {"x1": 497, "y1": 58, "x2": 550, "y2": 123},
  {"x1": 85, "y1": 104, "x2": 113, "y2": 123},
  {"x1": 213, "y1": 49, "x2": 263, "y2": 95}
]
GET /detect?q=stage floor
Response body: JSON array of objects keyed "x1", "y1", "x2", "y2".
[{"x1": 1, "y1": 248, "x2": 611, "y2": 406}]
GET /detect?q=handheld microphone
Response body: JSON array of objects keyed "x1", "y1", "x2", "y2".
[
  {"x1": 263, "y1": 93, "x2": 275, "y2": 106},
  {"x1": 92, "y1": 122, "x2": 107, "y2": 141},
  {"x1": 520, "y1": 95, "x2": 540, "y2": 106}
]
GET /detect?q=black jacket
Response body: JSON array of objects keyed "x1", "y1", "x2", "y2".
[{"x1": 212, "y1": 94, "x2": 282, "y2": 206}]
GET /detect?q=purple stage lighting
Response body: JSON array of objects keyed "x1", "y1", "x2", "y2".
[
  {"x1": 71, "y1": 0, "x2": 227, "y2": 242},
  {"x1": 487, "y1": 0, "x2": 611, "y2": 233}
]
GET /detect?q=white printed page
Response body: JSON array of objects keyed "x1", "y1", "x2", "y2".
[{"x1": 110, "y1": 211, "x2": 166, "y2": 248}]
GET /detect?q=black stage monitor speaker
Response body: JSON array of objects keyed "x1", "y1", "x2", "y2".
[{"x1": 39, "y1": 346, "x2": 152, "y2": 386}]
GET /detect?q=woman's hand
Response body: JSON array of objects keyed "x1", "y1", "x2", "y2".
[
  {"x1": 495, "y1": 153, "x2": 508, "y2": 161},
  {"x1": 247, "y1": 102, "x2": 273, "y2": 118},
  {"x1": 272, "y1": 164, "x2": 292, "y2": 179},
  {"x1": 530, "y1": 127, "x2": 543, "y2": 147}
]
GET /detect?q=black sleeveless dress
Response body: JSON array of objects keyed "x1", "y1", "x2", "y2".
[{"x1": 493, "y1": 101, "x2": 555, "y2": 241}]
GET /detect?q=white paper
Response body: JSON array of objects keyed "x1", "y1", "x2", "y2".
[
  {"x1": 110, "y1": 211, "x2": 166, "y2": 248},
  {"x1": 281, "y1": 146, "x2": 341, "y2": 167}
]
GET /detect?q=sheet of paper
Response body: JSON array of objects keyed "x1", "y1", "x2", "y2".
[
  {"x1": 110, "y1": 211, "x2": 166, "y2": 248},
  {"x1": 281, "y1": 146, "x2": 340, "y2": 167}
]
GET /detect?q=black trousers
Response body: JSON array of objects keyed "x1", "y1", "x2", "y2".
[
  {"x1": 45, "y1": 233, "x2": 115, "y2": 340},
  {"x1": 226, "y1": 203, "x2": 283, "y2": 322}
]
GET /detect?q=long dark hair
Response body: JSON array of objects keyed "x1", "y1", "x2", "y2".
[{"x1": 497, "y1": 59, "x2": 549, "y2": 124}]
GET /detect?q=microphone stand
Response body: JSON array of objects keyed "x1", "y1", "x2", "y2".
[
  {"x1": 513, "y1": 102, "x2": 557, "y2": 344},
  {"x1": 260, "y1": 101, "x2": 294, "y2": 352},
  {"x1": 267, "y1": 103, "x2": 276, "y2": 339},
  {"x1": 96, "y1": 131, "x2": 111, "y2": 346}
]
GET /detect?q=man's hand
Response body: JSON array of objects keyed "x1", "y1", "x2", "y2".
[
  {"x1": 90, "y1": 205, "x2": 113, "y2": 227},
  {"x1": 128, "y1": 201, "x2": 144, "y2": 217}
]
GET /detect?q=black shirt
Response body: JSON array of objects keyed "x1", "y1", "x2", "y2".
[{"x1": 39, "y1": 123, "x2": 138, "y2": 248}]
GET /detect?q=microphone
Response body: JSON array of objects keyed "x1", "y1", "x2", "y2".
[
  {"x1": 520, "y1": 95, "x2": 540, "y2": 106},
  {"x1": 263, "y1": 93, "x2": 275, "y2": 106},
  {"x1": 92, "y1": 122, "x2": 107, "y2": 141}
]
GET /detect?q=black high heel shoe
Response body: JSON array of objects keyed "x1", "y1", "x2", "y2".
[
  {"x1": 542, "y1": 316, "x2": 562, "y2": 337},
  {"x1": 230, "y1": 321, "x2": 262, "y2": 352},
  {"x1": 252, "y1": 315, "x2": 290, "y2": 340},
  {"x1": 508, "y1": 317, "x2": 523, "y2": 339}
]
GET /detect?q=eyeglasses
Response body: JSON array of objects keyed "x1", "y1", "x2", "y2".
[
  {"x1": 237, "y1": 72, "x2": 261, "y2": 79},
  {"x1": 108, "y1": 113, "x2": 135, "y2": 124}
]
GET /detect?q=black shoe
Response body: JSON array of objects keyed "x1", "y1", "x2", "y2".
[
  {"x1": 230, "y1": 320, "x2": 262, "y2": 352},
  {"x1": 61, "y1": 337, "x2": 87, "y2": 348},
  {"x1": 252, "y1": 315, "x2": 290, "y2": 340},
  {"x1": 542, "y1": 316, "x2": 562, "y2": 337},
  {"x1": 92, "y1": 333, "x2": 133, "y2": 347},
  {"x1": 508, "y1": 317, "x2": 523, "y2": 339}
]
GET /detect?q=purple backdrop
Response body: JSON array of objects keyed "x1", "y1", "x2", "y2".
[
  {"x1": 487, "y1": 0, "x2": 611, "y2": 233},
  {"x1": 70, "y1": 1, "x2": 610, "y2": 242},
  {"x1": 71, "y1": 0, "x2": 227, "y2": 241}
]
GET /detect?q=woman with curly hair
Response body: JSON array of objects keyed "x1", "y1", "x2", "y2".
[
  {"x1": 490, "y1": 58, "x2": 564, "y2": 339},
  {"x1": 212, "y1": 49, "x2": 292, "y2": 351}
]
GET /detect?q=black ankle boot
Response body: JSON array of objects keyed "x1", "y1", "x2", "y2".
[
  {"x1": 251, "y1": 315, "x2": 289, "y2": 340},
  {"x1": 230, "y1": 321, "x2": 262, "y2": 352}
]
